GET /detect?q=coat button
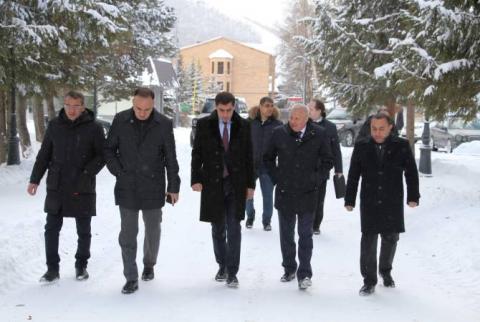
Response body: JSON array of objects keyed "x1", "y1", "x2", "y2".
[
  {"x1": 216, "y1": 179, "x2": 220, "y2": 182},
  {"x1": 216, "y1": 165, "x2": 220, "y2": 169},
  {"x1": 378, "y1": 200, "x2": 383, "y2": 204},
  {"x1": 378, "y1": 186, "x2": 382, "y2": 190},
  {"x1": 378, "y1": 171, "x2": 384, "y2": 175}
]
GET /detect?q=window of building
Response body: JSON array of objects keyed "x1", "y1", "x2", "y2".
[
  {"x1": 227, "y1": 62, "x2": 231, "y2": 74},
  {"x1": 217, "y1": 82, "x2": 224, "y2": 90},
  {"x1": 211, "y1": 62, "x2": 214, "y2": 74},
  {"x1": 217, "y1": 62, "x2": 224, "y2": 74},
  {"x1": 226, "y1": 82, "x2": 230, "y2": 92}
]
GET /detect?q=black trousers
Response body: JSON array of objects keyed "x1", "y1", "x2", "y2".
[
  {"x1": 278, "y1": 209, "x2": 314, "y2": 281},
  {"x1": 360, "y1": 232, "x2": 399, "y2": 286},
  {"x1": 44, "y1": 214, "x2": 92, "y2": 271},
  {"x1": 211, "y1": 177, "x2": 241, "y2": 277},
  {"x1": 313, "y1": 180, "x2": 328, "y2": 230}
]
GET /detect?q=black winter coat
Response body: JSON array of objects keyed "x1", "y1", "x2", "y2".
[
  {"x1": 249, "y1": 112, "x2": 283, "y2": 172},
  {"x1": 104, "y1": 109, "x2": 180, "y2": 210},
  {"x1": 29, "y1": 109, "x2": 105, "y2": 217},
  {"x1": 345, "y1": 136, "x2": 420, "y2": 233},
  {"x1": 315, "y1": 118, "x2": 343, "y2": 175},
  {"x1": 264, "y1": 122, "x2": 334, "y2": 214},
  {"x1": 191, "y1": 111, "x2": 255, "y2": 223}
]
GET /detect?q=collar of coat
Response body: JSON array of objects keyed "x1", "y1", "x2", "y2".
[
  {"x1": 117, "y1": 108, "x2": 164, "y2": 125},
  {"x1": 58, "y1": 108, "x2": 94, "y2": 126},
  {"x1": 285, "y1": 121, "x2": 318, "y2": 142},
  {"x1": 208, "y1": 110, "x2": 243, "y2": 147}
]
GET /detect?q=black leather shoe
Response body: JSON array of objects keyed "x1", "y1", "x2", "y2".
[
  {"x1": 246, "y1": 218, "x2": 254, "y2": 229},
  {"x1": 359, "y1": 284, "x2": 375, "y2": 296},
  {"x1": 313, "y1": 228, "x2": 321, "y2": 235},
  {"x1": 215, "y1": 267, "x2": 227, "y2": 281},
  {"x1": 39, "y1": 270, "x2": 59, "y2": 283},
  {"x1": 226, "y1": 276, "x2": 239, "y2": 288},
  {"x1": 263, "y1": 224, "x2": 272, "y2": 231},
  {"x1": 75, "y1": 267, "x2": 89, "y2": 281},
  {"x1": 122, "y1": 280, "x2": 139, "y2": 294},
  {"x1": 280, "y1": 272, "x2": 296, "y2": 282},
  {"x1": 381, "y1": 273, "x2": 395, "y2": 288},
  {"x1": 141, "y1": 267, "x2": 154, "y2": 281}
]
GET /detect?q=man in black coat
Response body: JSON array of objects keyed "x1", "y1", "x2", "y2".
[
  {"x1": 191, "y1": 92, "x2": 255, "y2": 288},
  {"x1": 264, "y1": 104, "x2": 333, "y2": 290},
  {"x1": 28, "y1": 91, "x2": 105, "y2": 283},
  {"x1": 308, "y1": 99, "x2": 343, "y2": 234},
  {"x1": 104, "y1": 87, "x2": 180, "y2": 294},
  {"x1": 345, "y1": 112, "x2": 420, "y2": 296},
  {"x1": 245, "y1": 96, "x2": 283, "y2": 231}
]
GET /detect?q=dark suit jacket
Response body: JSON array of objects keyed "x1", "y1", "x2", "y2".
[{"x1": 316, "y1": 118, "x2": 343, "y2": 175}]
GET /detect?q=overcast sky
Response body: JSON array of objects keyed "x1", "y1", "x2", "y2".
[{"x1": 202, "y1": 0, "x2": 289, "y2": 26}]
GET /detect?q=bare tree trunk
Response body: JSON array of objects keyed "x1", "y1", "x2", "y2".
[
  {"x1": 32, "y1": 95, "x2": 45, "y2": 142},
  {"x1": 16, "y1": 94, "x2": 32, "y2": 158},
  {"x1": 0, "y1": 90, "x2": 7, "y2": 164},
  {"x1": 45, "y1": 92, "x2": 56, "y2": 120},
  {"x1": 406, "y1": 100, "x2": 416, "y2": 156}
]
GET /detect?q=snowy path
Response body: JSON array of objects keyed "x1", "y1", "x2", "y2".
[{"x1": 0, "y1": 128, "x2": 479, "y2": 322}]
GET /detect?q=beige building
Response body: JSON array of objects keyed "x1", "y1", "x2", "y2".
[{"x1": 179, "y1": 37, "x2": 275, "y2": 109}]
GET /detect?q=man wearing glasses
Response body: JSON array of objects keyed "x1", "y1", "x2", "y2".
[
  {"x1": 104, "y1": 87, "x2": 180, "y2": 294},
  {"x1": 245, "y1": 97, "x2": 282, "y2": 231},
  {"x1": 28, "y1": 90, "x2": 105, "y2": 283}
]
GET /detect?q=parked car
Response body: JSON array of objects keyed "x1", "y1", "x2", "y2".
[
  {"x1": 189, "y1": 97, "x2": 248, "y2": 146},
  {"x1": 430, "y1": 117, "x2": 480, "y2": 152},
  {"x1": 326, "y1": 108, "x2": 365, "y2": 147}
]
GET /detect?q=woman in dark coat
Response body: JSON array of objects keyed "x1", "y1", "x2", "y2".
[
  {"x1": 28, "y1": 91, "x2": 105, "y2": 282},
  {"x1": 345, "y1": 112, "x2": 419, "y2": 296}
]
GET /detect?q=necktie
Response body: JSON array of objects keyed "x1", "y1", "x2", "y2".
[
  {"x1": 222, "y1": 122, "x2": 229, "y2": 177},
  {"x1": 222, "y1": 122, "x2": 229, "y2": 151}
]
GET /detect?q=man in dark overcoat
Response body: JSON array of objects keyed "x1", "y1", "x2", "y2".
[
  {"x1": 191, "y1": 91, "x2": 255, "y2": 288},
  {"x1": 264, "y1": 104, "x2": 333, "y2": 290},
  {"x1": 28, "y1": 90, "x2": 105, "y2": 283},
  {"x1": 104, "y1": 87, "x2": 180, "y2": 294},
  {"x1": 245, "y1": 96, "x2": 283, "y2": 231},
  {"x1": 308, "y1": 99, "x2": 343, "y2": 234},
  {"x1": 345, "y1": 112, "x2": 420, "y2": 296}
]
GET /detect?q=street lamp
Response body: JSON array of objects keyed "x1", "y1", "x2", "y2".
[
  {"x1": 7, "y1": 47, "x2": 20, "y2": 165},
  {"x1": 419, "y1": 113, "x2": 432, "y2": 176}
]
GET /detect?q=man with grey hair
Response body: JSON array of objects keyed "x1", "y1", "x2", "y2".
[{"x1": 264, "y1": 104, "x2": 333, "y2": 290}]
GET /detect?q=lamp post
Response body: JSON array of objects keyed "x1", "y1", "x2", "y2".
[
  {"x1": 419, "y1": 113, "x2": 432, "y2": 176},
  {"x1": 7, "y1": 47, "x2": 20, "y2": 165}
]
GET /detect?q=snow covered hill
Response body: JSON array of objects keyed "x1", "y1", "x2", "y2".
[{"x1": 0, "y1": 128, "x2": 479, "y2": 322}]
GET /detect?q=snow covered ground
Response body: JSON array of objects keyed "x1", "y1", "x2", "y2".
[{"x1": 0, "y1": 128, "x2": 479, "y2": 322}]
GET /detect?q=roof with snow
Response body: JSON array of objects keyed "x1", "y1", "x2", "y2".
[
  {"x1": 181, "y1": 37, "x2": 274, "y2": 56},
  {"x1": 143, "y1": 58, "x2": 177, "y2": 88},
  {"x1": 208, "y1": 49, "x2": 233, "y2": 59}
]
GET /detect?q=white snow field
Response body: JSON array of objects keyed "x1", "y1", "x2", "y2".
[{"x1": 0, "y1": 128, "x2": 479, "y2": 322}]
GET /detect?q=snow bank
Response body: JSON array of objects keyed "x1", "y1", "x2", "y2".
[{"x1": 453, "y1": 141, "x2": 480, "y2": 156}]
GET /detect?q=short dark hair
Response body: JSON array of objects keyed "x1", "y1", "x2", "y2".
[
  {"x1": 134, "y1": 87, "x2": 155, "y2": 99},
  {"x1": 65, "y1": 90, "x2": 85, "y2": 105},
  {"x1": 259, "y1": 96, "x2": 273, "y2": 105},
  {"x1": 372, "y1": 112, "x2": 394, "y2": 125},
  {"x1": 311, "y1": 99, "x2": 326, "y2": 118},
  {"x1": 215, "y1": 91, "x2": 235, "y2": 106}
]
